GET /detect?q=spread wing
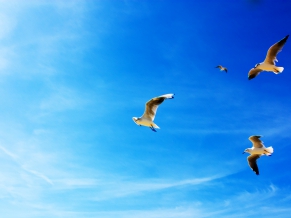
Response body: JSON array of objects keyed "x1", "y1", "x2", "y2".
[
  {"x1": 247, "y1": 154, "x2": 261, "y2": 175},
  {"x1": 248, "y1": 135, "x2": 263, "y2": 148},
  {"x1": 141, "y1": 94, "x2": 174, "y2": 121},
  {"x1": 264, "y1": 35, "x2": 289, "y2": 65},
  {"x1": 248, "y1": 68, "x2": 263, "y2": 80},
  {"x1": 216, "y1": 65, "x2": 228, "y2": 72}
]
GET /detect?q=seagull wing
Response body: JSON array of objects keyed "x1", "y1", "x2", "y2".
[
  {"x1": 248, "y1": 68, "x2": 263, "y2": 80},
  {"x1": 264, "y1": 35, "x2": 289, "y2": 65},
  {"x1": 249, "y1": 135, "x2": 263, "y2": 148},
  {"x1": 142, "y1": 94, "x2": 174, "y2": 121},
  {"x1": 247, "y1": 154, "x2": 261, "y2": 175},
  {"x1": 216, "y1": 65, "x2": 222, "y2": 69}
]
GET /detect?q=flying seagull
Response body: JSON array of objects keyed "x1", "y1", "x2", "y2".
[
  {"x1": 215, "y1": 65, "x2": 228, "y2": 73},
  {"x1": 248, "y1": 35, "x2": 289, "y2": 80},
  {"x1": 243, "y1": 135, "x2": 274, "y2": 175},
  {"x1": 132, "y1": 94, "x2": 174, "y2": 132}
]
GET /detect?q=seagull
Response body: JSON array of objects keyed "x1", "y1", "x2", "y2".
[
  {"x1": 215, "y1": 65, "x2": 228, "y2": 73},
  {"x1": 248, "y1": 35, "x2": 289, "y2": 80},
  {"x1": 132, "y1": 94, "x2": 174, "y2": 132},
  {"x1": 243, "y1": 135, "x2": 274, "y2": 175}
]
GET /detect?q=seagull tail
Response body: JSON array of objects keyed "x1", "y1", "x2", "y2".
[
  {"x1": 265, "y1": 146, "x2": 274, "y2": 154},
  {"x1": 152, "y1": 123, "x2": 160, "y2": 129},
  {"x1": 274, "y1": 67, "x2": 284, "y2": 73}
]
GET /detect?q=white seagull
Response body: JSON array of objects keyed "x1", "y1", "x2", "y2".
[
  {"x1": 248, "y1": 35, "x2": 289, "y2": 80},
  {"x1": 215, "y1": 65, "x2": 228, "y2": 73},
  {"x1": 132, "y1": 94, "x2": 174, "y2": 132},
  {"x1": 243, "y1": 135, "x2": 274, "y2": 175}
]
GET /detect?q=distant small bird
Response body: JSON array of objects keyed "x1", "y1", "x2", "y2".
[
  {"x1": 248, "y1": 35, "x2": 289, "y2": 80},
  {"x1": 132, "y1": 94, "x2": 174, "y2": 132},
  {"x1": 243, "y1": 135, "x2": 274, "y2": 175},
  {"x1": 215, "y1": 65, "x2": 228, "y2": 73}
]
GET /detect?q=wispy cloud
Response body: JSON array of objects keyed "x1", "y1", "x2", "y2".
[
  {"x1": 52, "y1": 173, "x2": 226, "y2": 202},
  {"x1": 21, "y1": 166, "x2": 54, "y2": 185},
  {"x1": 207, "y1": 184, "x2": 291, "y2": 218},
  {"x1": 30, "y1": 184, "x2": 291, "y2": 218},
  {"x1": 0, "y1": 143, "x2": 54, "y2": 187},
  {"x1": 0, "y1": 144, "x2": 17, "y2": 160},
  {"x1": 72, "y1": 207, "x2": 206, "y2": 218}
]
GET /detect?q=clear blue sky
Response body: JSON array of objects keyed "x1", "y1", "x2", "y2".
[{"x1": 0, "y1": 0, "x2": 291, "y2": 217}]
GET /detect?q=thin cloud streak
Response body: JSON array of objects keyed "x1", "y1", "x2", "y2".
[
  {"x1": 21, "y1": 166, "x2": 54, "y2": 185},
  {"x1": 86, "y1": 174, "x2": 228, "y2": 201},
  {"x1": 0, "y1": 144, "x2": 17, "y2": 160}
]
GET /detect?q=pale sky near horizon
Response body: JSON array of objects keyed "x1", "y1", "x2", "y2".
[{"x1": 1, "y1": 1, "x2": 291, "y2": 217}]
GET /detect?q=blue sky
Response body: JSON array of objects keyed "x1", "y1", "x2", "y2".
[{"x1": 0, "y1": 0, "x2": 291, "y2": 217}]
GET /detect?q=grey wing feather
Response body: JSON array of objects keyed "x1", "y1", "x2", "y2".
[
  {"x1": 249, "y1": 135, "x2": 263, "y2": 148},
  {"x1": 247, "y1": 154, "x2": 261, "y2": 175},
  {"x1": 142, "y1": 97, "x2": 165, "y2": 121},
  {"x1": 264, "y1": 35, "x2": 289, "y2": 65},
  {"x1": 248, "y1": 68, "x2": 263, "y2": 80}
]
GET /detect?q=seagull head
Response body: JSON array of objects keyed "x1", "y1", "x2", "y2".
[
  {"x1": 242, "y1": 148, "x2": 251, "y2": 154},
  {"x1": 254, "y1": 63, "x2": 260, "y2": 68},
  {"x1": 132, "y1": 117, "x2": 140, "y2": 125}
]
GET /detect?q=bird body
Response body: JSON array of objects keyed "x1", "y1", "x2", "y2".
[
  {"x1": 132, "y1": 94, "x2": 174, "y2": 132},
  {"x1": 133, "y1": 117, "x2": 160, "y2": 129},
  {"x1": 243, "y1": 135, "x2": 274, "y2": 175},
  {"x1": 216, "y1": 65, "x2": 228, "y2": 73},
  {"x1": 244, "y1": 146, "x2": 273, "y2": 156},
  {"x1": 248, "y1": 35, "x2": 289, "y2": 80},
  {"x1": 255, "y1": 62, "x2": 284, "y2": 74}
]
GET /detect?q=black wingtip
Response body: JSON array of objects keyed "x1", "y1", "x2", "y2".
[
  {"x1": 254, "y1": 169, "x2": 259, "y2": 175},
  {"x1": 278, "y1": 35, "x2": 289, "y2": 45},
  {"x1": 248, "y1": 75, "x2": 255, "y2": 80},
  {"x1": 253, "y1": 169, "x2": 259, "y2": 175}
]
